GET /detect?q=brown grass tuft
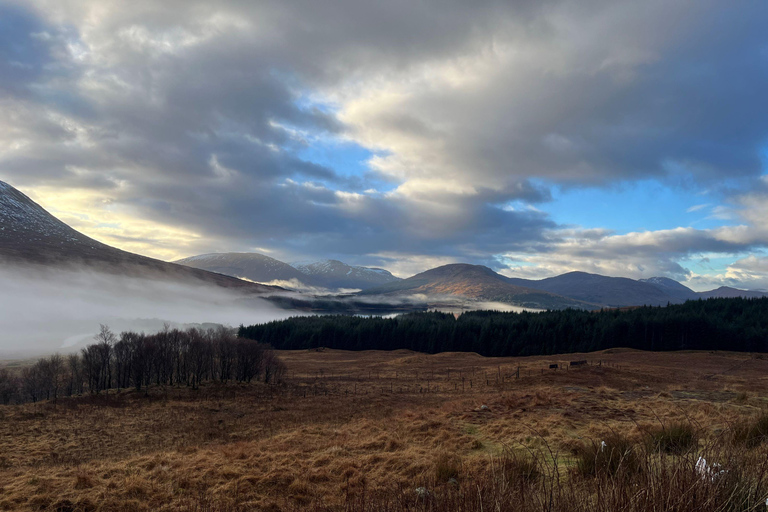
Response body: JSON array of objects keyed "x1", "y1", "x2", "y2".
[{"x1": 434, "y1": 452, "x2": 462, "y2": 482}]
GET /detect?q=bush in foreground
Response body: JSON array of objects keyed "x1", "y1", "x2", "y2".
[{"x1": 648, "y1": 421, "x2": 698, "y2": 454}]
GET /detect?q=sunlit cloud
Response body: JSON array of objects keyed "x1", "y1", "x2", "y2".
[{"x1": 1, "y1": 0, "x2": 767, "y2": 286}]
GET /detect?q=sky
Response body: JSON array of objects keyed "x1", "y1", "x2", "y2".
[{"x1": 1, "y1": 0, "x2": 768, "y2": 291}]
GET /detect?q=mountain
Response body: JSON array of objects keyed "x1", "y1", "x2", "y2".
[
  {"x1": 639, "y1": 277, "x2": 699, "y2": 302},
  {"x1": 507, "y1": 272, "x2": 767, "y2": 306},
  {"x1": 0, "y1": 180, "x2": 274, "y2": 292},
  {"x1": 292, "y1": 259, "x2": 400, "y2": 290},
  {"x1": 359, "y1": 263, "x2": 595, "y2": 309},
  {"x1": 176, "y1": 253, "x2": 401, "y2": 290},
  {"x1": 698, "y1": 286, "x2": 768, "y2": 299},
  {"x1": 176, "y1": 252, "x2": 308, "y2": 285},
  {"x1": 505, "y1": 271, "x2": 684, "y2": 307}
]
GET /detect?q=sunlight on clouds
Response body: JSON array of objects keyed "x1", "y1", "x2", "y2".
[
  {"x1": 22, "y1": 185, "x2": 206, "y2": 261},
  {"x1": 367, "y1": 252, "x2": 461, "y2": 279},
  {"x1": 498, "y1": 223, "x2": 768, "y2": 289},
  {"x1": 390, "y1": 179, "x2": 478, "y2": 201},
  {"x1": 2, "y1": 0, "x2": 767, "y2": 287}
]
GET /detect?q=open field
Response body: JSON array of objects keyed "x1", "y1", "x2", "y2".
[{"x1": 2, "y1": 348, "x2": 768, "y2": 511}]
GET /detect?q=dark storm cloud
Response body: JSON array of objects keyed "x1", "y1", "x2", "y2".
[{"x1": 1, "y1": 0, "x2": 767, "y2": 270}]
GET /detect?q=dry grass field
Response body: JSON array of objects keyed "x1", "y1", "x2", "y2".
[{"x1": 2, "y1": 348, "x2": 768, "y2": 511}]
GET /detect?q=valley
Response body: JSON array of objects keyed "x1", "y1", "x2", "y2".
[{"x1": 1, "y1": 348, "x2": 767, "y2": 511}]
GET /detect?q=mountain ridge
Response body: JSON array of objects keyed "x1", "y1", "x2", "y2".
[
  {"x1": 176, "y1": 253, "x2": 401, "y2": 290},
  {"x1": 0, "y1": 180, "x2": 276, "y2": 292},
  {"x1": 5, "y1": 179, "x2": 767, "y2": 308},
  {"x1": 504, "y1": 271, "x2": 681, "y2": 307},
  {"x1": 358, "y1": 263, "x2": 598, "y2": 310},
  {"x1": 292, "y1": 259, "x2": 400, "y2": 290}
]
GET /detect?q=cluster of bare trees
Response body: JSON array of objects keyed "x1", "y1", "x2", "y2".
[{"x1": 0, "y1": 325, "x2": 285, "y2": 405}]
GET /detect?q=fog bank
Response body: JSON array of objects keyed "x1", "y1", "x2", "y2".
[{"x1": 0, "y1": 264, "x2": 298, "y2": 358}]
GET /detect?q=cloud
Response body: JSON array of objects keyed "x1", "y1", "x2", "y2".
[
  {"x1": 0, "y1": 0, "x2": 767, "y2": 281},
  {"x1": 686, "y1": 204, "x2": 710, "y2": 213},
  {"x1": 499, "y1": 224, "x2": 763, "y2": 286}
]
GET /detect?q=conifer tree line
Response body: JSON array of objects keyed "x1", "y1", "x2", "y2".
[
  {"x1": 0, "y1": 325, "x2": 285, "y2": 405},
  {"x1": 239, "y1": 297, "x2": 768, "y2": 356}
]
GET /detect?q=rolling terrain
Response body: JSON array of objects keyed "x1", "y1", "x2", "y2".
[
  {"x1": 698, "y1": 286, "x2": 768, "y2": 299},
  {"x1": 1, "y1": 348, "x2": 767, "y2": 511},
  {"x1": 358, "y1": 262, "x2": 768, "y2": 310},
  {"x1": 505, "y1": 271, "x2": 680, "y2": 307},
  {"x1": 504, "y1": 271, "x2": 767, "y2": 307},
  {"x1": 359, "y1": 264, "x2": 596, "y2": 310}
]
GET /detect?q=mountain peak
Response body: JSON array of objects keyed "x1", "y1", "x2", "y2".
[{"x1": 0, "y1": 180, "x2": 108, "y2": 263}]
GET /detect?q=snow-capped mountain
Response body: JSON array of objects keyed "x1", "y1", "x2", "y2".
[
  {"x1": 176, "y1": 253, "x2": 401, "y2": 290},
  {"x1": 176, "y1": 252, "x2": 309, "y2": 285},
  {"x1": 292, "y1": 259, "x2": 401, "y2": 290}
]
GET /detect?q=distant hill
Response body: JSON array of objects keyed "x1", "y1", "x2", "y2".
[
  {"x1": 698, "y1": 286, "x2": 768, "y2": 299},
  {"x1": 639, "y1": 277, "x2": 699, "y2": 302},
  {"x1": 505, "y1": 271, "x2": 680, "y2": 307},
  {"x1": 0, "y1": 180, "x2": 275, "y2": 292},
  {"x1": 359, "y1": 263, "x2": 595, "y2": 309},
  {"x1": 505, "y1": 272, "x2": 768, "y2": 307},
  {"x1": 359, "y1": 263, "x2": 767, "y2": 309},
  {"x1": 176, "y1": 253, "x2": 401, "y2": 290},
  {"x1": 176, "y1": 252, "x2": 308, "y2": 285},
  {"x1": 292, "y1": 260, "x2": 400, "y2": 290}
]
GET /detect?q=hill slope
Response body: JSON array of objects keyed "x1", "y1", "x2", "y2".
[
  {"x1": 293, "y1": 260, "x2": 400, "y2": 290},
  {"x1": 176, "y1": 253, "x2": 401, "y2": 290},
  {"x1": 506, "y1": 271, "x2": 683, "y2": 307},
  {"x1": 359, "y1": 263, "x2": 595, "y2": 309},
  {"x1": 698, "y1": 286, "x2": 768, "y2": 299},
  {"x1": 0, "y1": 180, "x2": 274, "y2": 292},
  {"x1": 639, "y1": 277, "x2": 699, "y2": 302},
  {"x1": 176, "y1": 252, "x2": 308, "y2": 285}
]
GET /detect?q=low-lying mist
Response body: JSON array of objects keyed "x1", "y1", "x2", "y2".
[
  {"x1": 0, "y1": 264, "x2": 300, "y2": 359},
  {"x1": 246, "y1": 277, "x2": 362, "y2": 296},
  {"x1": 0, "y1": 264, "x2": 548, "y2": 359}
]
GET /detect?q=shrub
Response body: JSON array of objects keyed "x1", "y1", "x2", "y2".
[
  {"x1": 434, "y1": 452, "x2": 461, "y2": 482},
  {"x1": 574, "y1": 433, "x2": 640, "y2": 478},
  {"x1": 649, "y1": 422, "x2": 697, "y2": 454},
  {"x1": 733, "y1": 413, "x2": 768, "y2": 448},
  {"x1": 500, "y1": 452, "x2": 540, "y2": 485}
]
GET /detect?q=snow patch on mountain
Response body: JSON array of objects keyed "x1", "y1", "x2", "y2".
[{"x1": 0, "y1": 179, "x2": 91, "y2": 243}]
